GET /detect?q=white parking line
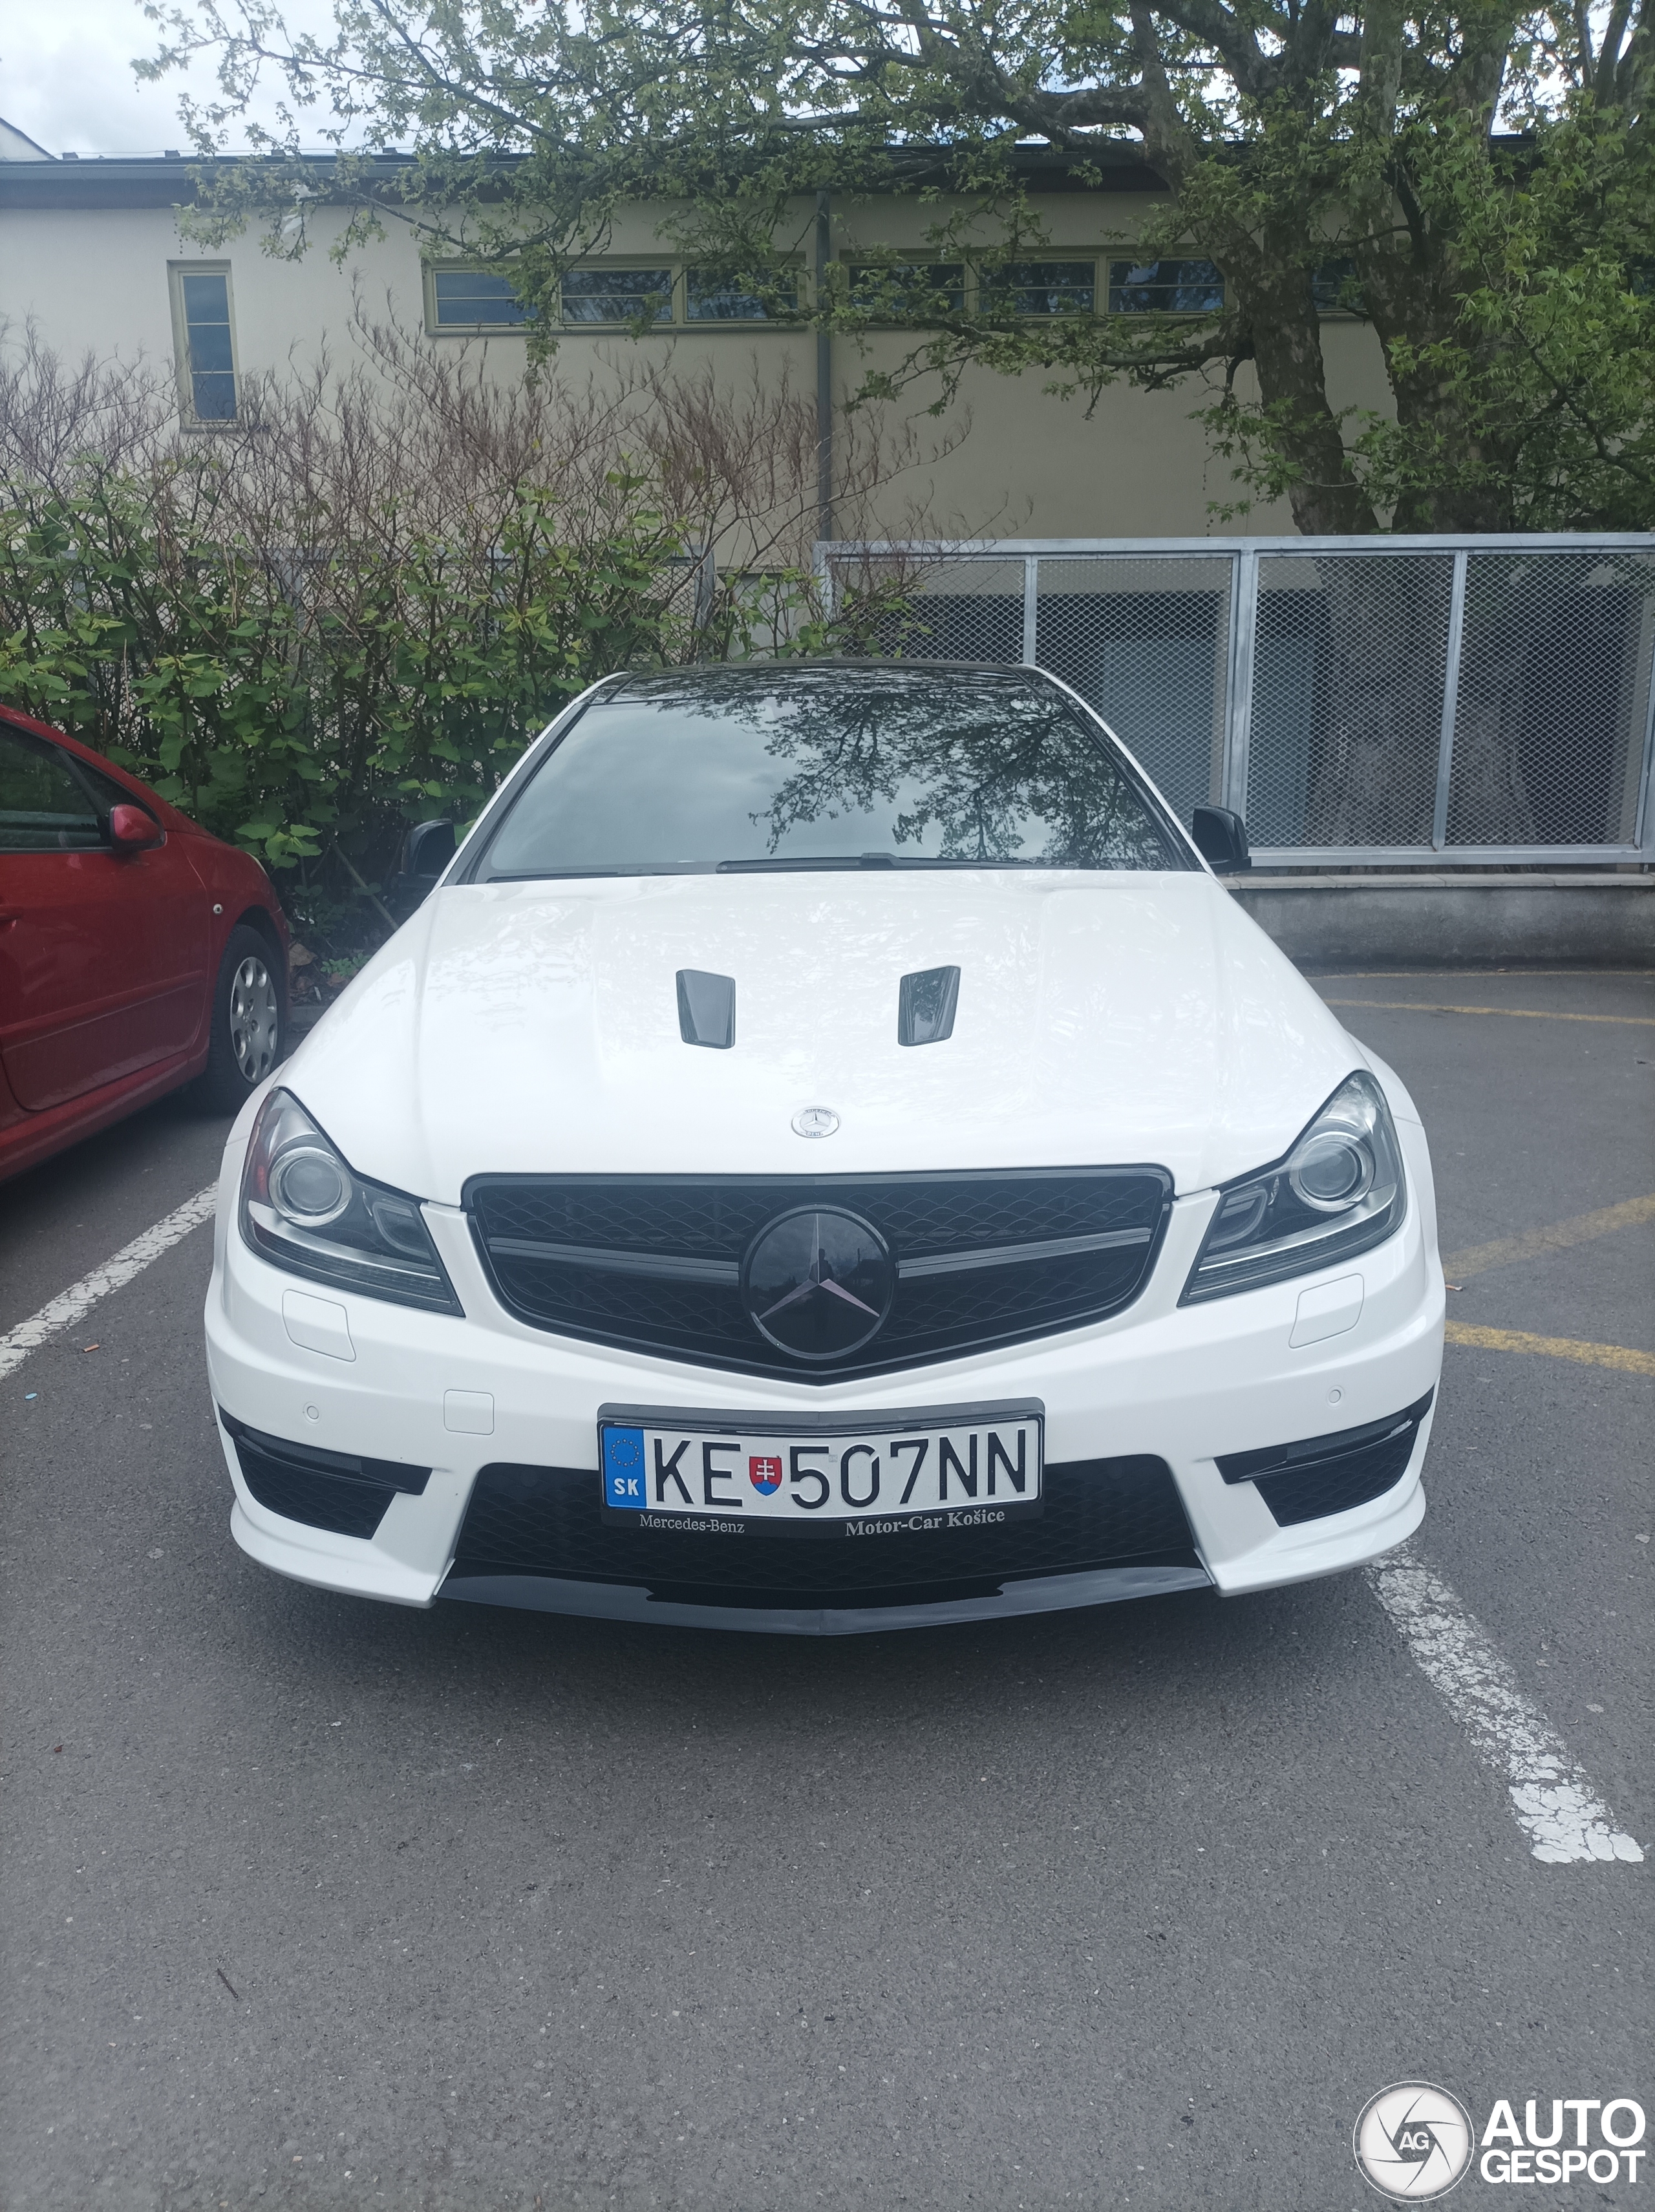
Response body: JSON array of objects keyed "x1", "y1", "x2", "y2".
[
  {"x1": 1366, "y1": 1546, "x2": 1643, "y2": 1865},
  {"x1": 0, "y1": 1184, "x2": 219, "y2": 1382}
]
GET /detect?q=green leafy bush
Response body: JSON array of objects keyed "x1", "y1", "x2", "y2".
[
  {"x1": 0, "y1": 321, "x2": 923, "y2": 937},
  {"x1": 1, "y1": 465, "x2": 683, "y2": 871}
]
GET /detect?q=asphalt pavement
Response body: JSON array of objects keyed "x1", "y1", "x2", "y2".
[{"x1": 2, "y1": 968, "x2": 1650, "y2": 2212}]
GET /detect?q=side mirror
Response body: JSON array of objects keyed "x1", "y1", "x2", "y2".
[
  {"x1": 1191, "y1": 804, "x2": 1250, "y2": 874},
  {"x1": 390, "y1": 819, "x2": 457, "y2": 916},
  {"x1": 405, "y1": 819, "x2": 456, "y2": 880},
  {"x1": 109, "y1": 802, "x2": 165, "y2": 855}
]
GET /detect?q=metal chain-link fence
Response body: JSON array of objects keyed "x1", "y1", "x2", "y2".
[{"x1": 821, "y1": 537, "x2": 1655, "y2": 864}]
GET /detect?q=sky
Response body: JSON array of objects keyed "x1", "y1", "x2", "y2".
[{"x1": 1, "y1": 0, "x2": 337, "y2": 156}]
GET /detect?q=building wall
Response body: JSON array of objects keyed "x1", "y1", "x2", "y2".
[{"x1": 0, "y1": 180, "x2": 1394, "y2": 540}]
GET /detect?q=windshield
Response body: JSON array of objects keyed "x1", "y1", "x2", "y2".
[{"x1": 473, "y1": 668, "x2": 1190, "y2": 880}]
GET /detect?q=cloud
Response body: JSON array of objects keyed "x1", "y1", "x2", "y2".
[{"x1": 1, "y1": 0, "x2": 338, "y2": 155}]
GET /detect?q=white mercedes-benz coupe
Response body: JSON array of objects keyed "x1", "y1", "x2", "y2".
[{"x1": 205, "y1": 661, "x2": 1444, "y2": 1634}]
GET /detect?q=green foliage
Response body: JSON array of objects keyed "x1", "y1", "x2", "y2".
[
  {"x1": 1195, "y1": 101, "x2": 1655, "y2": 531},
  {"x1": 0, "y1": 334, "x2": 910, "y2": 913},
  {"x1": 0, "y1": 460, "x2": 692, "y2": 875}
]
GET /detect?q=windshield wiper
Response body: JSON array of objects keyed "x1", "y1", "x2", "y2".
[
  {"x1": 482, "y1": 864, "x2": 716, "y2": 881},
  {"x1": 717, "y1": 854, "x2": 1063, "y2": 873},
  {"x1": 716, "y1": 854, "x2": 899, "y2": 873}
]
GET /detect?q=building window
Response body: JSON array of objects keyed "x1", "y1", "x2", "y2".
[
  {"x1": 427, "y1": 257, "x2": 806, "y2": 335},
  {"x1": 1311, "y1": 257, "x2": 1365, "y2": 315},
  {"x1": 1106, "y1": 258, "x2": 1224, "y2": 314},
  {"x1": 561, "y1": 268, "x2": 674, "y2": 325},
  {"x1": 983, "y1": 259, "x2": 1097, "y2": 315},
  {"x1": 171, "y1": 265, "x2": 237, "y2": 421},
  {"x1": 430, "y1": 267, "x2": 532, "y2": 329},
  {"x1": 685, "y1": 268, "x2": 799, "y2": 321},
  {"x1": 847, "y1": 262, "x2": 968, "y2": 317}
]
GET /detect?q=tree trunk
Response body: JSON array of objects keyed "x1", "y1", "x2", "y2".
[
  {"x1": 1297, "y1": 552, "x2": 1456, "y2": 845},
  {"x1": 1351, "y1": 84, "x2": 1520, "y2": 533},
  {"x1": 1223, "y1": 217, "x2": 1382, "y2": 535},
  {"x1": 1248, "y1": 297, "x2": 1381, "y2": 536},
  {"x1": 1382, "y1": 346, "x2": 1519, "y2": 533},
  {"x1": 1441, "y1": 658, "x2": 1537, "y2": 843}
]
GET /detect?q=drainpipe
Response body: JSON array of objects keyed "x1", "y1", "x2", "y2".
[{"x1": 815, "y1": 189, "x2": 833, "y2": 545}]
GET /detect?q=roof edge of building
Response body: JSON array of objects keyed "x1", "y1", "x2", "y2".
[{"x1": 0, "y1": 140, "x2": 1173, "y2": 209}]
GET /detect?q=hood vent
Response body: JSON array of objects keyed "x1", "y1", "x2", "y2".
[
  {"x1": 899, "y1": 965, "x2": 960, "y2": 1047},
  {"x1": 676, "y1": 968, "x2": 736, "y2": 1050}
]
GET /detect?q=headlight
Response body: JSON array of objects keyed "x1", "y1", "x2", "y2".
[
  {"x1": 1181, "y1": 1070, "x2": 1407, "y2": 1303},
  {"x1": 239, "y1": 1089, "x2": 462, "y2": 1313}
]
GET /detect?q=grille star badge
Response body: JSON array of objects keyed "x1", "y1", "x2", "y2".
[{"x1": 742, "y1": 1207, "x2": 895, "y2": 1359}]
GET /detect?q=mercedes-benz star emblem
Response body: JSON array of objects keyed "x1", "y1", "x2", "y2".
[
  {"x1": 791, "y1": 1106, "x2": 840, "y2": 1140},
  {"x1": 742, "y1": 1207, "x2": 895, "y2": 1361}
]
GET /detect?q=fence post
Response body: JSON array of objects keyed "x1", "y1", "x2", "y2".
[
  {"x1": 694, "y1": 544, "x2": 717, "y2": 636},
  {"x1": 1636, "y1": 610, "x2": 1655, "y2": 858},
  {"x1": 1022, "y1": 557, "x2": 1039, "y2": 666},
  {"x1": 1432, "y1": 549, "x2": 1469, "y2": 851},
  {"x1": 1223, "y1": 548, "x2": 1259, "y2": 819},
  {"x1": 815, "y1": 191, "x2": 834, "y2": 546}
]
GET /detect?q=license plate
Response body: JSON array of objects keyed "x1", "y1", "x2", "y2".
[{"x1": 597, "y1": 1400, "x2": 1043, "y2": 1540}]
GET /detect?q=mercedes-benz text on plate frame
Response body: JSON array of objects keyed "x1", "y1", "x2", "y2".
[
  {"x1": 600, "y1": 1403, "x2": 1043, "y2": 1535},
  {"x1": 205, "y1": 662, "x2": 1444, "y2": 1635}
]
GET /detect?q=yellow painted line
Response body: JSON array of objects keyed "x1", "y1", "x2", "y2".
[
  {"x1": 1442, "y1": 1193, "x2": 1655, "y2": 1281},
  {"x1": 1324, "y1": 999, "x2": 1655, "y2": 1026},
  {"x1": 1445, "y1": 1321, "x2": 1655, "y2": 1376}
]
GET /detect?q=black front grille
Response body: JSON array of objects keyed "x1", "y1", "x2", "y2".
[
  {"x1": 445, "y1": 1454, "x2": 1197, "y2": 1608},
  {"x1": 222, "y1": 1412, "x2": 431, "y2": 1540},
  {"x1": 465, "y1": 1169, "x2": 1171, "y2": 1380},
  {"x1": 1217, "y1": 1390, "x2": 1433, "y2": 1526}
]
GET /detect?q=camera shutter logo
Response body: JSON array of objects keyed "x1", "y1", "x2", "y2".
[{"x1": 1354, "y1": 2083, "x2": 1475, "y2": 2200}]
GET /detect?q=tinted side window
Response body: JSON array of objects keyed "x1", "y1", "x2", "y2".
[
  {"x1": 73, "y1": 756, "x2": 156, "y2": 824},
  {"x1": 0, "y1": 730, "x2": 105, "y2": 853}
]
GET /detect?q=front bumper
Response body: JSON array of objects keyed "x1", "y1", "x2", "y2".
[{"x1": 204, "y1": 1115, "x2": 1443, "y2": 1633}]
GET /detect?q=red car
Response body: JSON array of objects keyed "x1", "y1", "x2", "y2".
[{"x1": 0, "y1": 705, "x2": 289, "y2": 1184}]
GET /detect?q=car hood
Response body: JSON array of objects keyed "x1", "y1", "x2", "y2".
[{"x1": 287, "y1": 871, "x2": 1366, "y2": 1203}]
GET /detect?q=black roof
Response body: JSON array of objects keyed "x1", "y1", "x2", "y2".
[
  {"x1": 609, "y1": 660, "x2": 1059, "y2": 694},
  {"x1": 0, "y1": 143, "x2": 1168, "y2": 210}
]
